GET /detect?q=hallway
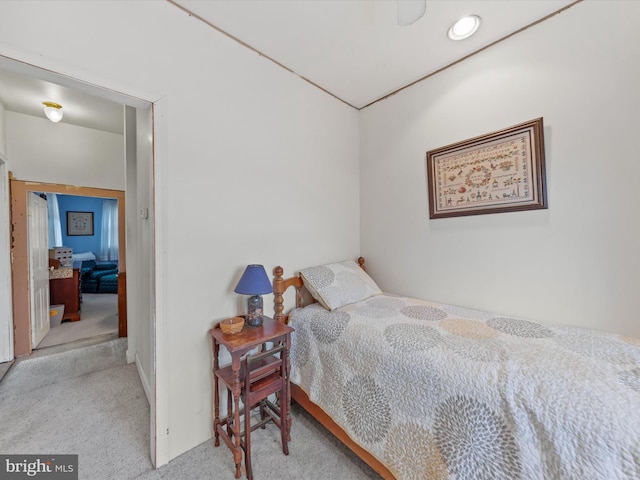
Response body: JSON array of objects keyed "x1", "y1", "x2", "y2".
[{"x1": 0, "y1": 339, "x2": 152, "y2": 478}]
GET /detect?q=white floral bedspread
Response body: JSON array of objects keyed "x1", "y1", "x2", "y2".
[{"x1": 288, "y1": 294, "x2": 640, "y2": 480}]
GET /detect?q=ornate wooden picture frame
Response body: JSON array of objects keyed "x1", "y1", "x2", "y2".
[
  {"x1": 426, "y1": 118, "x2": 547, "y2": 219},
  {"x1": 67, "y1": 211, "x2": 94, "y2": 236}
]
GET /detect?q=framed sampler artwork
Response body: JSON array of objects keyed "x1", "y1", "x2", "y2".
[
  {"x1": 426, "y1": 118, "x2": 548, "y2": 219},
  {"x1": 67, "y1": 211, "x2": 94, "y2": 236}
]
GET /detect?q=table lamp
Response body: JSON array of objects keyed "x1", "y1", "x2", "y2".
[{"x1": 234, "y1": 264, "x2": 273, "y2": 327}]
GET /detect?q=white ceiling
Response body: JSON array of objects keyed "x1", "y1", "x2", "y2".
[
  {"x1": 0, "y1": 0, "x2": 578, "y2": 134},
  {"x1": 0, "y1": 64, "x2": 126, "y2": 135},
  {"x1": 174, "y1": 0, "x2": 578, "y2": 109}
]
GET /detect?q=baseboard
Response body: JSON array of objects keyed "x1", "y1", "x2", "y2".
[
  {"x1": 135, "y1": 352, "x2": 153, "y2": 405},
  {"x1": 126, "y1": 348, "x2": 135, "y2": 364}
]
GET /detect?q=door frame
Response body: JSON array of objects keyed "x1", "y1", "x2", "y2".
[
  {"x1": 10, "y1": 179, "x2": 126, "y2": 356},
  {"x1": 0, "y1": 158, "x2": 13, "y2": 362}
]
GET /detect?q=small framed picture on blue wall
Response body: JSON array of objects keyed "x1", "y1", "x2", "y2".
[{"x1": 67, "y1": 211, "x2": 94, "y2": 236}]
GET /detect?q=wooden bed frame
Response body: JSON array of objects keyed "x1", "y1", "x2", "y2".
[{"x1": 272, "y1": 257, "x2": 395, "y2": 480}]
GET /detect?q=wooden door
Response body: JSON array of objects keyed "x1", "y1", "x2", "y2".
[{"x1": 28, "y1": 193, "x2": 50, "y2": 347}]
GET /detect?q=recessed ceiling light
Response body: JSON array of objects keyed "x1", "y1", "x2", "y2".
[{"x1": 448, "y1": 15, "x2": 481, "y2": 41}]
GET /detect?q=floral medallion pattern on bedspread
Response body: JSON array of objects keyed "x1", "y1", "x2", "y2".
[{"x1": 287, "y1": 294, "x2": 640, "y2": 480}]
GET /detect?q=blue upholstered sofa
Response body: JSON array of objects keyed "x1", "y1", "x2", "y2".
[{"x1": 80, "y1": 260, "x2": 118, "y2": 294}]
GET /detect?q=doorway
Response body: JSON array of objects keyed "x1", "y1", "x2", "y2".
[
  {"x1": 10, "y1": 181, "x2": 127, "y2": 356},
  {"x1": 0, "y1": 54, "x2": 158, "y2": 465},
  {"x1": 39, "y1": 193, "x2": 120, "y2": 349}
]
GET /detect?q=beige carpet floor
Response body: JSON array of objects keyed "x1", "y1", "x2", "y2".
[
  {"x1": 38, "y1": 293, "x2": 118, "y2": 349},
  {"x1": 0, "y1": 338, "x2": 382, "y2": 480}
]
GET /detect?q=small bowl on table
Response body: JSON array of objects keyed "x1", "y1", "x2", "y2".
[{"x1": 220, "y1": 316, "x2": 245, "y2": 335}]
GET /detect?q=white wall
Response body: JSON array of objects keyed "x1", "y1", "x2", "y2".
[
  {"x1": 0, "y1": 0, "x2": 360, "y2": 465},
  {"x1": 6, "y1": 111, "x2": 124, "y2": 190},
  {"x1": 360, "y1": 1, "x2": 640, "y2": 338},
  {"x1": 136, "y1": 105, "x2": 155, "y2": 423},
  {"x1": 0, "y1": 102, "x2": 6, "y2": 159}
]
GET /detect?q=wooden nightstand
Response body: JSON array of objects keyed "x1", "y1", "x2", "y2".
[{"x1": 209, "y1": 316, "x2": 293, "y2": 479}]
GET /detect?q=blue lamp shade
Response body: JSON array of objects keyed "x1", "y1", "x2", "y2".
[{"x1": 234, "y1": 264, "x2": 272, "y2": 327}]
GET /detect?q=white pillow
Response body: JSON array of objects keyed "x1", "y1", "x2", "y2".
[{"x1": 299, "y1": 260, "x2": 382, "y2": 311}]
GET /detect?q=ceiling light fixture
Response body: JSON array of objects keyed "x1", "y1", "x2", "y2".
[
  {"x1": 397, "y1": 0, "x2": 426, "y2": 26},
  {"x1": 448, "y1": 15, "x2": 481, "y2": 40},
  {"x1": 42, "y1": 101, "x2": 63, "y2": 123}
]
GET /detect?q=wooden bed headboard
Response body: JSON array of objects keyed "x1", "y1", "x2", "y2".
[{"x1": 272, "y1": 257, "x2": 365, "y2": 324}]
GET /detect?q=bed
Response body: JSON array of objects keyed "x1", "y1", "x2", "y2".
[
  {"x1": 72, "y1": 250, "x2": 96, "y2": 263},
  {"x1": 272, "y1": 258, "x2": 640, "y2": 480}
]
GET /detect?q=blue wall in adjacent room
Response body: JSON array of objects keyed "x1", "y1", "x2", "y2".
[{"x1": 57, "y1": 194, "x2": 105, "y2": 256}]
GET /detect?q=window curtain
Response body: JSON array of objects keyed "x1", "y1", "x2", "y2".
[
  {"x1": 100, "y1": 199, "x2": 118, "y2": 262},
  {"x1": 47, "y1": 193, "x2": 63, "y2": 248}
]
